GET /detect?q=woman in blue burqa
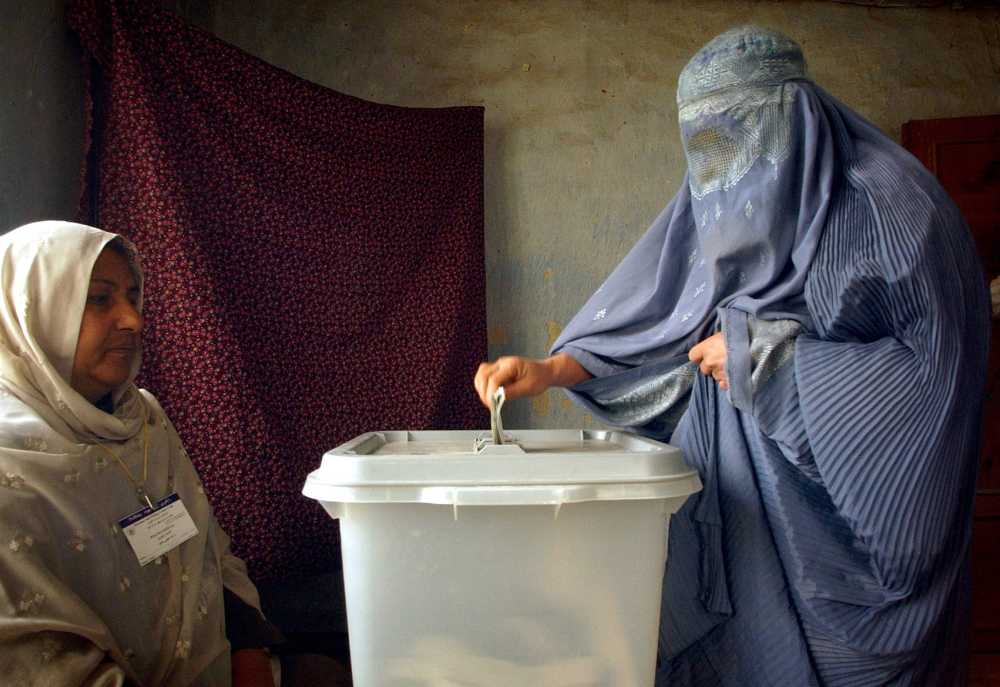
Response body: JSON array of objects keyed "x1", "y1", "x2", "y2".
[{"x1": 475, "y1": 26, "x2": 989, "y2": 685}]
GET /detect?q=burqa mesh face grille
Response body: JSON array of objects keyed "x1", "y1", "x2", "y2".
[
  {"x1": 680, "y1": 86, "x2": 799, "y2": 199},
  {"x1": 685, "y1": 127, "x2": 741, "y2": 193}
]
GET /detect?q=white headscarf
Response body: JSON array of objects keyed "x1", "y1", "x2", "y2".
[
  {"x1": 0, "y1": 221, "x2": 260, "y2": 687},
  {"x1": 0, "y1": 220, "x2": 146, "y2": 442}
]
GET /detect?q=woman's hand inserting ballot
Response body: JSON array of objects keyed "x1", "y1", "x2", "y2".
[
  {"x1": 474, "y1": 353, "x2": 592, "y2": 409},
  {"x1": 688, "y1": 331, "x2": 728, "y2": 390}
]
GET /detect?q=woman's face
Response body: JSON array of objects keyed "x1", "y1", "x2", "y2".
[{"x1": 70, "y1": 246, "x2": 142, "y2": 403}]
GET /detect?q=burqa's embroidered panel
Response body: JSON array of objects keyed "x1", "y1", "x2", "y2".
[{"x1": 68, "y1": 0, "x2": 486, "y2": 581}]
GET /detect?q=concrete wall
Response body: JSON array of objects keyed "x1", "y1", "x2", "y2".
[
  {"x1": 4, "y1": 1, "x2": 1000, "y2": 429},
  {"x1": 194, "y1": 0, "x2": 1000, "y2": 429},
  {"x1": 0, "y1": 0, "x2": 85, "y2": 232}
]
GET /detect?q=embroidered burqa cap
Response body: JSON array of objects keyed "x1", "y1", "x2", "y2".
[{"x1": 677, "y1": 25, "x2": 806, "y2": 108}]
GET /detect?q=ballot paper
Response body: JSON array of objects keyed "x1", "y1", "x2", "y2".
[{"x1": 490, "y1": 386, "x2": 506, "y2": 445}]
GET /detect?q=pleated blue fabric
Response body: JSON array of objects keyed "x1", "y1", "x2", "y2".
[{"x1": 552, "y1": 27, "x2": 989, "y2": 685}]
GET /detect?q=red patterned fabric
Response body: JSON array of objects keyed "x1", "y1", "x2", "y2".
[{"x1": 68, "y1": 0, "x2": 486, "y2": 581}]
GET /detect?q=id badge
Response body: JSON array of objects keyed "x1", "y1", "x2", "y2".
[{"x1": 118, "y1": 493, "x2": 199, "y2": 566}]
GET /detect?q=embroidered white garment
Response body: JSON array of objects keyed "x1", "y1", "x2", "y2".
[{"x1": 0, "y1": 221, "x2": 261, "y2": 687}]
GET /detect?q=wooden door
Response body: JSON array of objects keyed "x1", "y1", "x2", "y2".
[{"x1": 902, "y1": 114, "x2": 1000, "y2": 685}]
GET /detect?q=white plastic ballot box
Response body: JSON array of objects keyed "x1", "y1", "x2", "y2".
[{"x1": 302, "y1": 429, "x2": 701, "y2": 687}]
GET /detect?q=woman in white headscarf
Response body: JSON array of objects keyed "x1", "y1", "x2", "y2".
[{"x1": 0, "y1": 221, "x2": 282, "y2": 686}]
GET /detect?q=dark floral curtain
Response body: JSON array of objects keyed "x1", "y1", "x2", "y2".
[{"x1": 68, "y1": 0, "x2": 486, "y2": 581}]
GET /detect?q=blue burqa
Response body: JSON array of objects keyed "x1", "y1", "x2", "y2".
[{"x1": 551, "y1": 27, "x2": 989, "y2": 685}]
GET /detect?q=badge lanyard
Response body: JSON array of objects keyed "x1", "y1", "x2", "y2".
[
  {"x1": 97, "y1": 409, "x2": 153, "y2": 509},
  {"x1": 103, "y1": 410, "x2": 198, "y2": 567}
]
